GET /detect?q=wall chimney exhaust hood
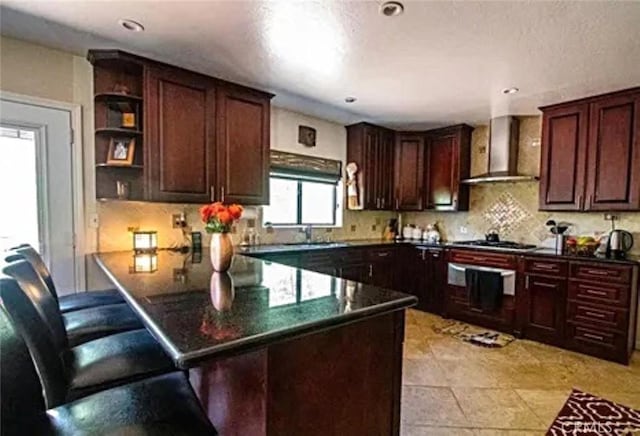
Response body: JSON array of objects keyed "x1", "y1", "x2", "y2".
[{"x1": 461, "y1": 116, "x2": 538, "y2": 184}]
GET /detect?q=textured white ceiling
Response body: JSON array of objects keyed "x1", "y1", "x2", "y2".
[{"x1": 1, "y1": 1, "x2": 639, "y2": 128}]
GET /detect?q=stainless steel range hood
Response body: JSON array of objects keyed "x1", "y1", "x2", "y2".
[{"x1": 461, "y1": 116, "x2": 539, "y2": 184}]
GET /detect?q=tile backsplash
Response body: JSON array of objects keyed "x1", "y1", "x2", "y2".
[{"x1": 96, "y1": 201, "x2": 395, "y2": 252}]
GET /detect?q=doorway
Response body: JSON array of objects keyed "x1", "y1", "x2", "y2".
[{"x1": 0, "y1": 96, "x2": 82, "y2": 293}]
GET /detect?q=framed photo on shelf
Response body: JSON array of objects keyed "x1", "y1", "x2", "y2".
[{"x1": 106, "y1": 137, "x2": 136, "y2": 165}]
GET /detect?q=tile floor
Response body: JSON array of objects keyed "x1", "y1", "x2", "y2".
[{"x1": 401, "y1": 309, "x2": 640, "y2": 435}]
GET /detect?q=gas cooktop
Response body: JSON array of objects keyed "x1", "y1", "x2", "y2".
[{"x1": 453, "y1": 240, "x2": 539, "y2": 251}]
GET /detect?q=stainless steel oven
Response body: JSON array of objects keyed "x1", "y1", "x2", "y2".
[{"x1": 447, "y1": 263, "x2": 516, "y2": 296}]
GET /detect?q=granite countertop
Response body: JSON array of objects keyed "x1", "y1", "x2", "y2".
[
  {"x1": 240, "y1": 239, "x2": 639, "y2": 265},
  {"x1": 94, "y1": 251, "x2": 417, "y2": 369}
]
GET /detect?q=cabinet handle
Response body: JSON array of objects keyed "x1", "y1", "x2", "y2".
[
  {"x1": 584, "y1": 288, "x2": 607, "y2": 297},
  {"x1": 584, "y1": 269, "x2": 609, "y2": 276},
  {"x1": 533, "y1": 281, "x2": 557, "y2": 289},
  {"x1": 221, "y1": 186, "x2": 225, "y2": 202},
  {"x1": 525, "y1": 276, "x2": 530, "y2": 289},
  {"x1": 534, "y1": 263, "x2": 556, "y2": 270},
  {"x1": 421, "y1": 250, "x2": 426, "y2": 261},
  {"x1": 585, "y1": 311, "x2": 606, "y2": 319},
  {"x1": 395, "y1": 198, "x2": 399, "y2": 210},
  {"x1": 210, "y1": 186, "x2": 215, "y2": 202},
  {"x1": 381, "y1": 197, "x2": 385, "y2": 209},
  {"x1": 368, "y1": 264, "x2": 373, "y2": 277},
  {"x1": 582, "y1": 332, "x2": 604, "y2": 342},
  {"x1": 432, "y1": 253, "x2": 440, "y2": 258},
  {"x1": 377, "y1": 252, "x2": 390, "y2": 257},
  {"x1": 377, "y1": 198, "x2": 381, "y2": 209}
]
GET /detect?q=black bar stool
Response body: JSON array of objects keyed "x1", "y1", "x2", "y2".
[
  {"x1": 5, "y1": 248, "x2": 142, "y2": 346},
  {"x1": 0, "y1": 262, "x2": 174, "y2": 404},
  {"x1": 10, "y1": 245, "x2": 125, "y2": 312},
  {"x1": 0, "y1": 304, "x2": 217, "y2": 435}
]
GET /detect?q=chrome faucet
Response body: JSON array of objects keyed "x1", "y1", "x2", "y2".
[{"x1": 303, "y1": 224, "x2": 313, "y2": 243}]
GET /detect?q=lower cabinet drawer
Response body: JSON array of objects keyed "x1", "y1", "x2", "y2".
[
  {"x1": 568, "y1": 281, "x2": 629, "y2": 306},
  {"x1": 570, "y1": 324, "x2": 617, "y2": 346},
  {"x1": 565, "y1": 323, "x2": 629, "y2": 364},
  {"x1": 567, "y1": 300, "x2": 627, "y2": 331}
]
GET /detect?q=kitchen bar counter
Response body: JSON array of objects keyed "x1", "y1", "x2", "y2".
[
  {"x1": 95, "y1": 250, "x2": 416, "y2": 368},
  {"x1": 94, "y1": 250, "x2": 416, "y2": 435}
]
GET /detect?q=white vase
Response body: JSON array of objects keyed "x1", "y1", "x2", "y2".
[{"x1": 209, "y1": 232, "x2": 234, "y2": 272}]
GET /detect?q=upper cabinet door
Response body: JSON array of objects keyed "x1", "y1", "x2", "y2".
[
  {"x1": 145, "y1": 67, "x2": 216, "y2": 203},
  {"x1": 539, "y1": 103, "x2": 589, "y2": 211},
  {"x1": 216, "y1": 86, "x2": 272, "y2": 205},
  {"x1": 394, "y1": 133, "x2": 425, "y2": 211},
  {"x1": 425, "y1": 126, "x2": 471, "y2": 211},
  {"x1": 363, "y1": 127, "x2": 380, "y2": 209},
  {"x1": 585, "y1": 91, "x2": 640, "y2": 211},
  {"x1": 379, "y1": 130, "x2": 395, "y2": 210}
]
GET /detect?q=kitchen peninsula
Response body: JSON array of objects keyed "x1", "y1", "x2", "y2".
[{"x1": 95, "y1": 250, "x2": 416, "y2": 435}]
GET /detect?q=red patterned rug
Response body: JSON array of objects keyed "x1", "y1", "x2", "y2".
[{"x1": 547, "y1": 389, "x2": 640, "y2": 435}]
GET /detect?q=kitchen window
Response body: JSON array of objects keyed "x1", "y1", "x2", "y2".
[{"x1": 263, "y1": 176, "x2": 340, "y2": 227}]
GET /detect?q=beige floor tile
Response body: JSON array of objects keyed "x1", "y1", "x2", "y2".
[
  {"x1": 401, "y1": 425, "x2": 477, "y2": 436},
  {"x1": 452, "y1": 388, "x2": 546, "y2": 430},
  {"x1": 402, "y1": 386, "x2": 469, "y2": 427},
  {"x1": 518, "y1": 340, "x2": 592, "y2": 368},
  {"x1": 514, "y1": 389, "x2": 570, "y2": 427},
  {"x1": 404, "y1": 338, "x2": 433, "y2": 360},
  {"x1": 401, "y1": 313, "x2": 640, "y2": 434},
  {"x1": 403, "y1": 357, "x2": 448, "y2": 386},
  {"x1": 499, "y1": 363, "x2": 576, "y2": 390},
  {"x1": 438, "y1": 359, "x2": 506, "y2": 388}
]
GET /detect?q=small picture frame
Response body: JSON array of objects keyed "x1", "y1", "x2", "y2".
[
  {"x1": 106, "y1": 137, "x2": 135, "y2": 165},
  {"x1": 298, "y1": 125, "x2": 317, "y2": 147}
]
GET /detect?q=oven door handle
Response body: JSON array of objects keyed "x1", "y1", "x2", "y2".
[{"x1": 448, "y1": 263, "x2": 515, "y2": 276}]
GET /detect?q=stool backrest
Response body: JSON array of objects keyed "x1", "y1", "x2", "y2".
[
  {"x1": 8, "y1": 245, "x2": 58, "y2": 301},
  {"x1": 0, "y1": 268, "x2": 69, "y2": 408},
  {"x1": 2, "y1": 255, "x2": 68, "y2": 351}
]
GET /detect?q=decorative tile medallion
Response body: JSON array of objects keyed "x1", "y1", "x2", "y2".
[{"x1": 481, "y1": 192, "x2": 531, "y2": 236}]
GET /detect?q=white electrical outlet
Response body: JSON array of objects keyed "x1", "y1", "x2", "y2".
[{"x1": 459, "y1": 226, "x2": 468, "y2": 234}]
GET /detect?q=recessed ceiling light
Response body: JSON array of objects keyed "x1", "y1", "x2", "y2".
[
  {"x1": 502, "y1": 87, "x2": 519, "y2": 95},
  {"x1": 118, "y1": 19, "x2": 145, "y2": 32},
  {"x1": 380, "y1": 1, "x2": 404, "y2": 17},
  {"x1": 345, "y1": 97, "x2": 357, "y2": 103}
]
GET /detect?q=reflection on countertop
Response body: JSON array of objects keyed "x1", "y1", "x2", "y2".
[{"x1": 94, "y1": 250, "x2": 416, "y2": 368}]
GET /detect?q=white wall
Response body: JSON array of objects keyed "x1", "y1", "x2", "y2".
[
  {"x1": 0, "y1": 35, "x2": 104, "y2": 288},
  {"x1": 270, "y1": 107, "x2": 347, "y2": 163}
]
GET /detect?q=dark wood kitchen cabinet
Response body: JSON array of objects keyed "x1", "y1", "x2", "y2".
[
  {"x1": 216, "y1": 85, "x2": 272, "y2": 205},
  {"x1": 539, "y1": 87, "x2": 640, "y2": 211},
  {"x1": 346, "y1": 123, "x2": 395, "y2": 210},
  {"x1": 402, "y1": 247, "x2": 445, "y2": 313},
  {"x1": 538, "y1": 103, "x2": 589, "y2": 211},
  {"x1": 394, "y1": 133, "x2": 425, "y2": 210},
  {"x1": 585, "y1": 90, "x2": 640, "y2": 210},
  {"x1": 89, "y1": 49, "x2": 272, "y2": 205},
  {"x1": 519, "y1": 258, "x2": 567, "y2": 346},
  {"x1": 424, "y1": 124, "x2": 472, "y2": 211},
  {"x1": 145, "y1": 66, "x2": 217, "y2": 203}
]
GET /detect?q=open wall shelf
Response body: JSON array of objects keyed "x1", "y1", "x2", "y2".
[{"x1": 90, "y1": 50, "x2": 145, "y2": 201}]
